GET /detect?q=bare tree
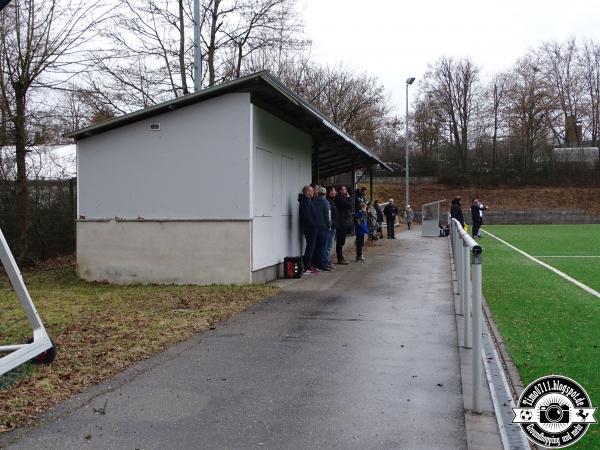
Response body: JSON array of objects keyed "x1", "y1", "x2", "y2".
[
  {"x1": 579, "y1": 39, "x2": 600, "y2": 147},
  {"x1": 276, "y1": 63, "x2": 389, "y2": 147},
  {"x1": 92, "y1": 0, "x2": 306, "y2": 112},
  {"x1": 423, "y1": 56, "x2": 481, "y2": 171},
  {"x1": 539, "y1": 38, "x2": 583, "y2": 145},
  {"x1": 505, "y1": 54, "x2": 550, "y2": 177},
  {"x1": 96, "y1": 0, "x2": 190, "y2": 107},
  {"x1": 487, "y1": 73, "x2": 508, "y2": 169},
  {"x1": 223, "y1": 0, "x2": 305, "y2": 78},
  {"x1": 411, "y1": 94, "x2": 443, "y2": 158},
  {"x1": 0, "y1": 0, "x2": 105, "y2": 259}
]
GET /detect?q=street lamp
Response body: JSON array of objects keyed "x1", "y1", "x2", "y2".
[{"x1": 405, "y1": 77, "x2": 416, "y2": 209}]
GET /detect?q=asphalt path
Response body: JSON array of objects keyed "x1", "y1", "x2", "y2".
[{"x1": 7, "y1": 230, "x2": 466, "y2": 449}]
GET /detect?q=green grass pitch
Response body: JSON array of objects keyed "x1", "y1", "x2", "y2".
[{"x1": 482, "y1": 224, "x2": 600, "y2": 449}]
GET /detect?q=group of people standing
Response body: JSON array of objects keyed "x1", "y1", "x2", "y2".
[
  {"x1": 450, "y1": 196, "x2": 489, "y2": 238},
  {"x1": 298, "y1": 184, "x2": 414, "y2": 275},
  {"x1": 298, "y1": 184, "x2": 361, "y2": 274}
]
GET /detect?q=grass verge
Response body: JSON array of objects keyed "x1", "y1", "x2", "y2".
[
  {"x1": 0, "y1": 266, "x2": 278, "y2": 432},
  {"x1": 482, "y1": 227, "x2": 600, "y2": 448}
]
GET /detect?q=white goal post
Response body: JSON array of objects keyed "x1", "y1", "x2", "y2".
[
  {"x1": 0, "y1": 228, "x2": 54, "y2": 376},
  {"x1": 421, "y1": 199, "x2": 446, "y2": 237}
]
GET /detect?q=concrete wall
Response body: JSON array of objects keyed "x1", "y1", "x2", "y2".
[
  {"x1": 251, "y1": 105, "x2": 312, "y2": 271},
  {"x1": 77, "y1": 220, "x2": 252, "y2": 285},
  {"x1": 77, "y1": 93, "x2": 252, "y2": 220}
]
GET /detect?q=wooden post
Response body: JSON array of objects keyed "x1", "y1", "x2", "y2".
[
  {"x1": 351, "y1": 162, "x2": 356, "y2": 213},
  {"x1": 312, "y1": 140, "x2": 320, "y2": 184},
  {"x1": 369, "y1": 166, "x2": 373, "y2": 201}
]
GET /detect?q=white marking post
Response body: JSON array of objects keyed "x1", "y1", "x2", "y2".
[
  {"x1": 483, "y1": 230, "x2": 600, "y2": 300},
  {"x1": 0, "y1": 228, "x2": 53, "y2": 376}
]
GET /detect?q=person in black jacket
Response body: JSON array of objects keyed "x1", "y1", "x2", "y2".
[
  {"x1": 334, "y1": 186, "x2": 352, "y2": 265},
  {"x1": 298, "y1": 186, "x2": 317, "y2": 273},
  {"x1": 450, "y1": 196, "x2": 465, "y2": 228},
  {"x1": 470, "y1": 198, "x2": 488, "y2": 238},
  {"x1": 374, "y1": 200, "x2": 384, "y2": 239},
  {"x1": 325, "y1": 186, "x2": 337, "y2": 268},
  {"x1": 383, "y1": 199, "x2": 399, "y2": 239}
]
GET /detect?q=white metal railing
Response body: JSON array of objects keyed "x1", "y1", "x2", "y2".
[
  {"x1": 449, "y1": 216, "x2": 484, "y2": 413},
  {"x1": 0, "y1": 228, "x2": 54, "y2": 376}
]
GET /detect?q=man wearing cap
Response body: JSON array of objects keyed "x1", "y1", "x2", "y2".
[{"x1": 312, "y1": 186, "x2": 332, "y2": 271}]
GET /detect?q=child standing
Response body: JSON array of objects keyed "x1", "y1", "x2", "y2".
[{"x1": 405, "y1": 205, "x2": 414, "y2": 230}]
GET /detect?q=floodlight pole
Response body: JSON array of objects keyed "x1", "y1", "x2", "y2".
[
  {"x1": 193, "y1": 0, "x2": 201, "y2": 92},
  {"x1": 405, "y1": 77, "x2": 415, "y2": 208}
]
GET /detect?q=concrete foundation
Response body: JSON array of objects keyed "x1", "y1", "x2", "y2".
[
  {"x1": 251, "y1": 263, "x2": 281, "y2": 283},
  {"x1": 77, "y1": 220, "x2": 252, "y2": 285},
  {"x1": 77, "y1": 221, "x2": 363, "y2": 286}
]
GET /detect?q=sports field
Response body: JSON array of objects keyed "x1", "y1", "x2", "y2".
[{"x1": 482, "y1": 224, "x2": 600, "y2": 448}]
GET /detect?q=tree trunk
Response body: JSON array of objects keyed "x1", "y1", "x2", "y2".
[
  {"x1": 235, "y1": 42, "x2": 243, "y2": 78},
  {"x1": 492, "y1": 84, "x2": 498, "y2": 171},
  {"x1": 14, "y1": 92, "x2": 30, "y2": 261},
  {"x1": 492, "y1": 127, "x2": 497, "y2": 171},
  {"x1": 207, "y1": 0, "x2": 220, "y2": 87},
  {"x1": 178, "y1": 0, "x2": 189, "y2": 95}
]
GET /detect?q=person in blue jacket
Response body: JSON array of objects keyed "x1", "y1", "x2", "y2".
[
  {"x1": 298, "y1": 185, "x2": 318, "y2": 273},
  {"x1": 312, "y1": 186, "x2": 332, "y2": 271},
  {"x1": 354, "y1": 202, "x2": 369, "y2": 261}
]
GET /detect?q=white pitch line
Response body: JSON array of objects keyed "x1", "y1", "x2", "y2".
[
  {"x1": 482, "y1": 230, "x2": 600, "y2": 300},
  {"x1": 533, "y1": 255, "x2": 600, "y2": 258}
]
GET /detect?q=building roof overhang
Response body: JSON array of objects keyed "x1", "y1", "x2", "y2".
[{"x1": 65, "y1": 71, "x2": 392, "y2": 177}]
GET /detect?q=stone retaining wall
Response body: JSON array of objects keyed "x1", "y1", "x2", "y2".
[
  {"x1": 405, "y1": 209, "x2": 600, "y2": 225},
  {"x1": 463, "y1": 210, "x2": 600, "y2": 225}
]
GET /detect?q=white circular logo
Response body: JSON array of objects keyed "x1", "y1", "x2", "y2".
[{"x1": 513, "y1": 375, "x2": 597, "y2": 448}]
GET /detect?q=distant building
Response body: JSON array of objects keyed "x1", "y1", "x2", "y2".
[
  {"x1": 552, "y1": 147, "x2": 600, "y2": 165},
  {"x1": 66, "y1": 71, "x2": 390, "y2": 285},
  {"x1": 0, "y1": 144, "x2": 76, "y2": 179}
]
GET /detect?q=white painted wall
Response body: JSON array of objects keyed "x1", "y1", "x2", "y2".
[
  {"x1": 77, "y1": 93, "x2": 252, "y2": 220},
  {"x1": 251, "y1": 105, "x2": 312, "y2": 270}
]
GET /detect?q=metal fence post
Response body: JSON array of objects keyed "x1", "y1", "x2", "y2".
[
  {"x1": 462, "y1": 240, "x2": 472, "y2": 349},
  {"x1": 450, "y1": 221, "x2": 455, "y2": 255},
  {"x1": 471, "y1": 249, "x2": 483, "y2": 414},
  {"x1": 456, "y1": 231, "x2": 464, "y2": 316}
]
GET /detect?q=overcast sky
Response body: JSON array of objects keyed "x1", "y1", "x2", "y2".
[{"x1": 298, "y1": 0, "x2": 600, "y2": 115}]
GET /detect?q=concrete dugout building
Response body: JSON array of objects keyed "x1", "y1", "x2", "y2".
[{"x1": 67, "y1": 71, "x2": 389, "y2": 285}]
